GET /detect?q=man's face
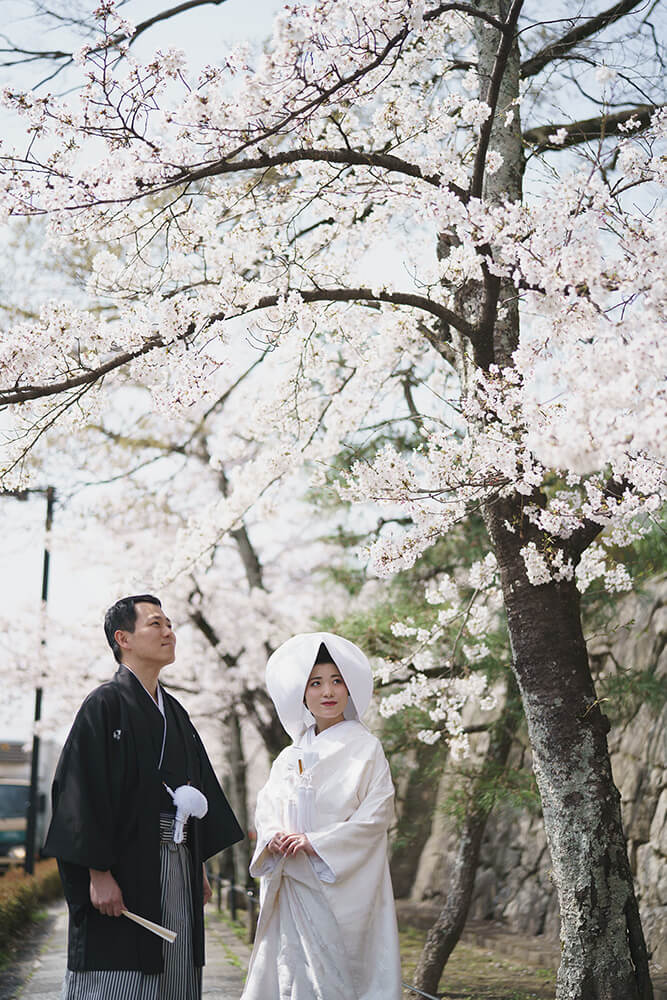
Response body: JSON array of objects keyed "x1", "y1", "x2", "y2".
[{"x1": 116, "y1": 602, "x2": 176, "y2": 670}]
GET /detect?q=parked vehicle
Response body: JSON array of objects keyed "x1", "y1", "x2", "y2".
[{"x1": 0, "y1": 739, "x2": 59, "y2": 870}]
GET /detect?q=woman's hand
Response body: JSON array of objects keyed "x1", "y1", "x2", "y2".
[
  {"x1": 281, "y1": 833, "x2": 316, "y2": 857},
  {"x1": 267, "y1": 832, "x2": 288, "y2": 854},
  {"x1": 266, "y1": 831, "x2": 316, "y2": 857}
]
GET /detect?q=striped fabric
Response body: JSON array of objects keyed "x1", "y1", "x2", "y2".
[
  {"x1": 159, "y1": 811, "x2": 188, "y2": 844},
  {"x1": 61, "y1": 836, "x2": 201, "y2": 1000}
]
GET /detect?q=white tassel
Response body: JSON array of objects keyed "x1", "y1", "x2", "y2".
[{"x1": 164, "y1": 783, "x2": 208, "y2": 843}]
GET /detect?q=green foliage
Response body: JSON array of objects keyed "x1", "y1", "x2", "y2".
[
  {"x1": 318, "y1": 592, "x2": 438, "y2": 660},
  {"x1": 409, "y1": 513, "x2": 491, "y2": 578},
  {"x1": 381, "y1": 707, "x2": 443, "y2": 758},
  {"x1": 305, "y1": 428, "x2": 422, "y2": 511},
  {"x1": 442, "y1": 762, "x2": 541, "y2": 829},
  {"x1": 581, "y1": 517, "x2": 667, "y2": 627},
  {"x1": 318, "y1": 517, "x2": 509, "y2": 660},
  {"x1": 598, "y1": 667, "x2": 667, "y2": 722},
  {"x1": 626, "y1": 517, "x2": 667, "y2": 583},
  {"x1": 320, "y1": 563, "x2": 367, "y2": 597},
  {"x1": 0, "y1": 859, "x2": 62, "y2": 957}
]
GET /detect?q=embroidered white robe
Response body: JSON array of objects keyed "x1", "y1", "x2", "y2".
[{"x1": 243, "y1": 720, "x2": 402, "y2": 1000}]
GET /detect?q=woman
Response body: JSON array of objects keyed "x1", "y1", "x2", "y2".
[{"x1": 241, "y1": 632, "x2": 402, "y2": 1000}]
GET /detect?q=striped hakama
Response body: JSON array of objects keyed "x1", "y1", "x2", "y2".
[{"x1": 61, "y1": 817, "x2": 201, "y2": 1000}]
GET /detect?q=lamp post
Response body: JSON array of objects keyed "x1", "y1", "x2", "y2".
[
  {"x1": 24, "y1": 486, "x2": 55, "y2": 875},
  {"x1": 0, "y1": 486, "x2": 55, "y2": 875}
]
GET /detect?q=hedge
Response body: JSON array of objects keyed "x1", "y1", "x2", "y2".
[{"x1": 0, "y1": 859, "x2": 63, "y2": 955}]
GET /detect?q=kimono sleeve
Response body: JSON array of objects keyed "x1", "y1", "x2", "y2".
[
  {"x1": 43, "y1": 688, "x2": 123, "y2": 872},
  {"x1": 191, "y1": 726, "x2": 244, "y2": 861},
  {"x1": 307, "y1": 740, "x2": 395, "y2": 884},
  {"x1": 249, "y1": 754, "x2": 290, "y2": 877}
]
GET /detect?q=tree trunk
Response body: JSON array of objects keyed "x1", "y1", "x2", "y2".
[
  {"x1": 456, "y1": 5, "x2": 654, "y2": 997},
  {"x1": 485, "y1": 499, "x2": 653, "y2": 1000},
  {"x1": 226, "y1": 706, "x2": 252, "y2": 886},
  {"x1": 413, "y1": 676, "x2": 523, "y2": 996}
]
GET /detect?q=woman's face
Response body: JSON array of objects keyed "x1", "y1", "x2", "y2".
[{"x1": 304, "y1": 660, "x2": 349, "y2": 732}]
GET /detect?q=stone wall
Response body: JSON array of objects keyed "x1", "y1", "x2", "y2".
[{"x1": 410, "y1": 578, "x2": 666, "y2": 968}]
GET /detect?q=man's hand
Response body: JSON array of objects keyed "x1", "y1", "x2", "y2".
[
  {"x1": 202, "y1": 864, "x2": 213, "y2": 906},
  {"x1": 89, "y1": 869, "x2": 125, "y2": 917}
]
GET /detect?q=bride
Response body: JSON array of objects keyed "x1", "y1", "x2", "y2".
[{"x1": 241, "y1": 632, "x2": 402, "y2": 1000}]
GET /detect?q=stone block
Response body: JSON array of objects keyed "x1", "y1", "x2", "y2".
[
  {"x1": 502, "y1": 880, "x2": 549, "y2": 936},
  {"x1": 640, "y1": 903, "x2": 667, "y2": 969},
  {"x1": 621, "y1": 704, "x2": 658, "y2": 762},
  {"x1": 636, "y1": 843, "x2": 667, "y2": 906},
  {"x1": 611, "y1": 753, "x2": 644, "y2": 805},
  {"x1": 645, "y1": 704, "x2": 667, "y2": 763},
  {"x1": 650, "y1": 788, "x2": 667, "y2": 857},
  {"x1": 656, "y1": 644, "x2": 667, "y2": 680},
  {"x1": 469, "y1": 867, "x2": 497, "y2": 920}
]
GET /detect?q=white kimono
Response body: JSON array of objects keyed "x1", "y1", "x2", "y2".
[{"x1": 243, "y1": 720, "x2": 402, "y2": 1000}]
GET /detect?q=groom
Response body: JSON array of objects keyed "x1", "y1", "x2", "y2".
[{"x1": 45, "y1": 594, "x2": 243, "y2": 998}]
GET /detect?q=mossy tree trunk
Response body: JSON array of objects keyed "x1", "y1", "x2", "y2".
[
  {"x1": 417, "y1": 4, "x2": 654, "y2": 997},
  {"x1": 485, "y1": 498, "x2": 652, "y2": 1000}
]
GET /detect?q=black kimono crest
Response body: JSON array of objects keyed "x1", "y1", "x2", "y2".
[{"x1": 44, "y1": 667, "x2": 243, "y2": 973}]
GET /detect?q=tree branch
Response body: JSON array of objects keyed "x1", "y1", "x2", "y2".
[
  {"x1": 0, "y1": 333, "x2": 166, "y2": 406},
  {"x1": 189, "y1": 3, "x2": 513, "y2": 167},
  {"x1": 470, "y1": 0, "x2": 525, "y2": 202},
  {"x1": 216, "y1": 466, "x2": 266, "y2": 590},
  {"x1": 0, "y1": 1, "x2": 231, "y2": 81},
  {"x1": 189, "y1": 607, "x2": 236, "y2": 663},
  {"x1": 0, "y1": 288, "x2": 470, "y2": 407},
  {"x1": 568, "y1": 476, "x2": 629, "y2": 560},
  {"x1": 521, "y1": 1, "x2": 647, "y2": 79},
  {"x1": 223, "y1": 287, "x2": 474, "y2": 338},
  {"x1": 523, "y1": 103, "x2": 660, "y2": 152},
  {"x1": 172, "y1": 146, "x2": 448, "y2": 193},
  {"x1": 427, "y1": 2, "x2": 507, "y2": 32},
  {"x1": 128, "y1": 0, "x2": 230, "y2": 47}
]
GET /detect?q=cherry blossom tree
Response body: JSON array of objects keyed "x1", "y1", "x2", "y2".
[{"x1": 0, "y1": 1, "x2": 665, "y2": 997}]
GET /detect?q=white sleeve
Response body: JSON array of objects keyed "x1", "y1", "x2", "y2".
[{"x1": 249, "y1": 756, "x2": 287, "y2": 877}]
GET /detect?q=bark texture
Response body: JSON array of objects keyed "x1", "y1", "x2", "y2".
[{"x1": 485, "y1": 499, "x2": 653, "y2": 1000}]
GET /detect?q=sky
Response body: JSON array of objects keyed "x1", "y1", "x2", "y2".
[{"x1": 0, "y1": 0, "x2": 288, "y2": 740}]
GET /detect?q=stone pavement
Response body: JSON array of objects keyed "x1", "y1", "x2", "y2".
[{"x1": 3, "y1": 901, "x2": 250, "y2": 1000}]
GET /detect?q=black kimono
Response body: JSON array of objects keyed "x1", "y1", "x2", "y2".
[{"x1": 44, "y1": 666, "x2": 243, "y2": 973}]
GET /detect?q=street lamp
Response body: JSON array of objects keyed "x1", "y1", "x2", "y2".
[{"x1": 0, "y1": 486, "x2": 55, "y2": 875}]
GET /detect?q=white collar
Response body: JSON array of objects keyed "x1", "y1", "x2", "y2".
[
  {"x1": 121, "y1": 664, "x2": 167, "y2": 767},
  {"x1": 121, "y1": 663, "x2": 164, "y2": 715}
]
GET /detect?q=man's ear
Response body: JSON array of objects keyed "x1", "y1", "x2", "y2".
[{"x1": 115, "y1": 628, "x2": 131, "y2": 651}]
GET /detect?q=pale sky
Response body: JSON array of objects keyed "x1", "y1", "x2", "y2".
[{"x1": 0, "y1": 0, "x2": 287, "y2": 739}]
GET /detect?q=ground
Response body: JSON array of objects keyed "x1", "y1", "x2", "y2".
[
  {"x1": 399, "y1": 923, "x2": 555, "y2": 1000},
  {"x1": 3, "y1": 901, "x2": 665, "y2": 1000}
]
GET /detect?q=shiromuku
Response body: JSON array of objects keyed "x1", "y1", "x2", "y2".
[{"x1": 241, "y1": 631, "x2": 402, "y2": 1000}]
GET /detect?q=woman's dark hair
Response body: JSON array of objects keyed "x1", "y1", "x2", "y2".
[
  {"x1": 104, "y1": 594, "x2": 162, "y2": 663},
  {"x1": 314, "y1": 642, "x2": 335, "y2": 665},
  {"x1": 304, "y1": 642, "x2": 345, "y2": 707}
]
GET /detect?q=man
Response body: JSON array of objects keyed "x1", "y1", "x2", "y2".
[{"x1": 44, "y1": 595, "x2": 243, "y2": 999}]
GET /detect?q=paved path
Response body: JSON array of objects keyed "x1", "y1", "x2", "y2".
[{"x1": 3, "y1": 901, "x2": 250, "y2": 1000}]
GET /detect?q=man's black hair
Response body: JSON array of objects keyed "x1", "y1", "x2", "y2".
[{"x1": 104, "y1": 594, "x2": 162, "y2": 664}]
